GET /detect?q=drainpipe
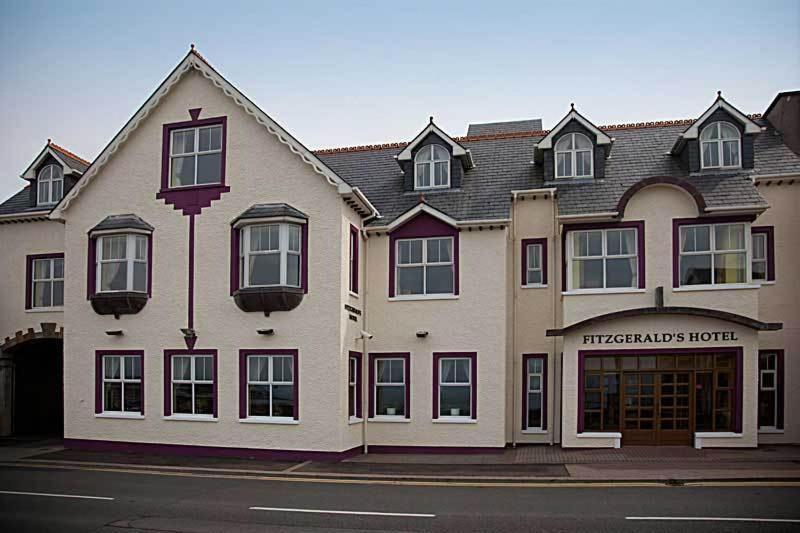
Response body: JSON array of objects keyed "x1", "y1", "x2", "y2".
[
  {"x1": 550, "y1": 195, "x2": 558, "y2": 447},
  {"x1": 510, "y1": 197, "x2": 518, "y2": 449},
  {"x1": 361, "y1": 229, "x2": 369, "y2": 454}
]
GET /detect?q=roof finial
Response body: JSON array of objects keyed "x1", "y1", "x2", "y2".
[
  {"x1": 429, "y1": 115, "x2": 434, "y2": 124},
  {"x1": 190, "y1": 43, "x2": 195, "y2": 51},
  {"x1": 47, "y1": 138, "x2": 52, "y2": 144},
  {"x1": 570, "y1": 102, "x2": 575, "y2": 110},
  {"x1": 717, "y1": 90, "x2": 722, "y2": 98}
]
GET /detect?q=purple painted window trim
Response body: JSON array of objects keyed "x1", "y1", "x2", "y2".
[
  {"x1": 368, "y1": 352, "x2": 411, "y2": 419},
  {"x1": 86, "y1": 233, "x2": 153, "y2": 298},
  {"x1": 388, "y1": 212, "x2": 459, "y2": 298},
  {"x1": 95, "y1": 350, "x2": 145, "y2": 415},
  {"x1": 671, "y1": 215, "x2": 757, "y2": 288},
  {"x1": 522, "y1": 353, "x2": 547, "y2": 431},
  {"x1": 25, "y1": 252, "x2": 63, "y2": 310},
  {"x1": 751, "y1": 226, "x2": 775, "y2": 282},
  {"x1": 350, "y1": 225, "x2": 359, "y2": 294},
  {"x1": 163, "y1": 349, "x2": 218, "y2": 418},
  {"x1": 758, "y1": 349, "x2": 784, "y2": 430},
  {"x1": 349, "y1": 351, "x2": 362, "y2": 419},
  {"x1": 577, "y1": 347, "x2": 743, "y2": 434},
  {"x1": 560, "y1": 221, "x2": 645, "y2": 292},
  {"x1": 521, "y1": 238, "x2": 548, "y2": 286},
  {"x1": 156, "y1": 115, "x2": 230, "y2": 216},
  {"x1": 432, "y1": 352, "x2": 477, "y2": 420},
  {"x1": 238, "y1": 349, "x2": 300, "y2": 421},
  {"x1": 230, "y1": 223, "x2": 309, "y2": 294}
]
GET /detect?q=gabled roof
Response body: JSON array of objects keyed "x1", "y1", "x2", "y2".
[
  {"x1": 671, "y1": 93, "x2": 762, "y2": 154},
  {"x1": 90, "y1": 213, "x2": 154, "y2": 233},
  {"x1": 386, "y1": 202, "x2": 458, "y2": 233},
  {"x1": 395, "y1": 119, "x2": 474, "y2": 168},
  {"x1": 49, "y1": 47, "x2": 378, "y2": 220},
  {"x1": 21, "y1": 141, "x2": 90, "y2": 180},
  {"x1": 232, "y1": 203, "x2": 308, "y2": 226},
  {"x1": 467, "y1": 118, "x2": 543, "y2": 137},
  {"x1": 535, "y1": 106, "x2": 612, "y2": 151}
]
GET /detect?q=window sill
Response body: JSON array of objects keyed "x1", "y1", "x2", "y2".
[
  {"x1": 389, "y1": 294, "x2": 458, "y2": 302},
  {"x1": 754, "y1": 281, "x2": 776, "y2": 286},
  {"x1": 348, "y1": 291, "x2": 360, "y2": 299},
  {"x1": 758, "y1": 428, "x2": 784, "y2": 434},
  {"x1": 163, "y1": 415, "x2": 217, "y2": 422},
  {"x1": 26, "y1": 307, "x2": 63, "y2": 313},
  {"x1": 577, "y1": 432, "x2": 621, "y2": 438},
  {"x1": 562, "y1": 288, "x2": 645, "y2": 296},
  {"x1": 522, "y1": 284, "x2": 548, "y2": 290},
  {"x1": 432, "y1": 417, "x2": 477, "y2": 424},
  {"x1": 694, "y1": 432, "x2": 742, "y2": 438},
  {"x1": 368, "y1": 416, "x2": 411, "y2": 423},
  {"x1": 348, "y1": 417, "x2": 363, "y2": 425},
  {"x1": 158, "y1": 182, "x2": 225, "y2": 193},
  {"x1": 522, "y1": 429, "x2": 548, "y2": 434},
  {"x1": 95, "y1": 412, "x2": 144, "y2": 420},
  {"x1": 239, "y1": 417, "x2": 298, "y2": 425},
  {"x1": 673, "y1": 284, "x2": 759, "y2": 292}
]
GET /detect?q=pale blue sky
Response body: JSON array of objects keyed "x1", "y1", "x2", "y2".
[{"x1": 1, "y1": 0, "x2": 798, "y2": 201}]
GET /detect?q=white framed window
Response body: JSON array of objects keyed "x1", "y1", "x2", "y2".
[
  {"x1": 396, "y1": 237, "x2": 454, "y2": 296},
  {"x1": 103, "y1": 355, "x2": 142, "y2": 414},
  {"x1": 240, "y1": 223, "x2": 302, "y2": 288},
  {"x1": 348, "y1": 356, "x2": 358, "y2": 418},
  {"x1": 170, "y1": 125, "x2": 223, "y2": 187},
  {"x1": 568, "y1": 228, "x2": 638, "y2": 290},
  {"x1": 679, "y1": 223, "x2": 748, "y2": 286},
  {"x1": 37, "y1": 164, "x2": 64, "y2": 205},
  {"x1": 31, "y1": 257, "x2": 64, "y2": 308},
  {"x1": 751, "y1": 232, "x2": 768, "y2": 282},
  {"x1": 414, "y1": 145, "x2": 450, "y2": 189},
  {"x1": 526, "y1": 243, "x2": 544, "y2": 285},
  {"x1": 555, "y1": 133, "x2": 593, "y2": 178},
  {"x1": 96, "y1": 234, "x2": 148, "y2": 293},
  {"x1": 246, "y1": 354, "x2": 295, "y2": 419},
  {"x1": 171, "y1": 355, "x2": 214, "y2": 416},
  {"x1": 526, "y1": 357, "x2": 544, "y2": 430},
  {"x1": 700, "y1": 122, "x2": 741, "y2": 169},
  {"x1": 438, "y1": 357, "x2": 472, "y2": 418},
  {"x1": 374, "y1": 358, "x2": 406, "y2": 417},
  {"x1": 758, "y1": 352, "x2": 778, "y2": 429}
]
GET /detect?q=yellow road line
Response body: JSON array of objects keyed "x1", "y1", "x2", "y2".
[{"x1": 3, "y1": 461, "x2": 799, "y2": 489}]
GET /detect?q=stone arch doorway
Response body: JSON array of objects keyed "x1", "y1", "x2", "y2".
[{"x1": 0, "y1": 323, "x2": 64, "y2": 437}]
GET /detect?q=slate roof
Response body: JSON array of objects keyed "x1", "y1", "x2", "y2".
[
  {"x1": 90, "y1": 213, "x2": 154, "y2": 233},
  {"x1": 49, "y1": 142, "x2": 90, "y2": 173},
  {"x1": 467, "y1": 119, "x2": 543, "y2": 137},
  {"x1": 320, "y1": 118, "x2": 800, "y2": 224},
  {"x1": 233, "y1": 203, "x2": 308, "y2": 224},
  {"x1": 0, "y1": 187, "x2": 47, "y2": 216}
]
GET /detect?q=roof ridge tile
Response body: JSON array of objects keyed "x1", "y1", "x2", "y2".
[{"x1": 48, "y1": 141, "x2": 91, "y2": 166}]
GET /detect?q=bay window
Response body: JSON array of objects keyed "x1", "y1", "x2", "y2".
[
  {"x1": 240, "y1": 223, "x2": 302, "y2": 288},
  {"x1": 679, "y1": 223, "x2": 747, "y2": 286},
  {"x1": 96, "y1": 234, "x2": 148, "y2": 293},
  {"x1": 170, "y1": 354, "x2": 215, "y2": 417},
  {"x1": 102, "y1": 354, "x2": 142, "y2": 414},
  {"x1": 170, "y1": 124, "x2": 223, "y2": 187},
  {"x1": 396, "y1": 237, "x2": 454, "y2": 296},
  {"x1": 568, "y1": 226, "x2": 640, "y2": 290},
  {"x1": 245, "y1": 354, "x2": 295, "y2": 419}
]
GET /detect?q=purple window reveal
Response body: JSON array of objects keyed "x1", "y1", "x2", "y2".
[
  {"x1": 432, "y1": 352, "x2": 477, "y2": 420},
  {"x1": 95, "y1": 350, "x2": 145, "y2": 415},
  {"x1": 239, "y1": 349, "x2": 299, "y2": 420},
  {"x1": 163, "y1": 349, "x2": 218, "y2": 418},
  {"x1": 522, "y1": 354, "x2": 547, "y2": 430}
]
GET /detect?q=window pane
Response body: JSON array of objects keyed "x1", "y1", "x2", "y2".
[
  {"x1": 574, "y1": 134, "x2": 591, "y2": 149},
  {"x1": 101, "y1": 262, "x2": 127, "y2": 291},
  {"x1": 752, "y1": 261, "x2": 766, "y2": 280},
  {"x1": 248, "y1": 384, "x2": 269, "y2": 416},
  {"x1": 714, "y1": 253, "x2": 746, "y2": 283},
  {"x1": 52, "y1": 180, "x2": 63, "y2": 202},
  {"x1": 123, "y1": 383, "x2": 141, "y2": 412},
  {"x1": 702, "y1": 141, "x2": 719, "y2": 167},
  {"x1": 274, "y1": 356, "x2": 294, "y2": 382},
  {"x1": 527, "y1": 392, "x2": 542, "y2": 428},
  {"x1": 556, "y1": 152, "x2": 570, "y2": 177},
  {"x1": 249, "y1": 357, "x2": 268, "y2": 382},
  {"x1": 286, "y1": 254, "x2": 300, "y2": 287},
  {"x1": 249, "y1": 254, "x2": 281, "y2": 286},
  {"x1": 377, "y1": 360, "x2": 390, "y2": 383},
  {"x1": 194, "y1": 384, "x2": 214, "y2": 415},
  {"x1": 390, "y1": 359, "x2": 404, "y2": 383},
  {"x1": 427, "y1": 239, "x2": 441, "y2": 263},
  {"x1": 172, "y1": 130, "x2": 195, "y2": 154},
  {"x1": 528, "y1": 358, "x2": 543, "y2": 374},
  {"x1": 434, "y1": 161, "x2": 448, "y2": 186},
  {"x1": 576, "y1": 151, "x2": 592, "y2": 176},
  {"x1": 416, "y1": 163, "x2": 430, "y2": 187},
  {"x1": 104, "y1": 382, "x2": 122, "y2": 412},
  {"x1": 441, "y1": 359, "x2": 455, "y2": 383},
  {"x1": 173, "y1": 357, "x2": 191, "y2": 381},
  {"x1": 759, "y1": 389, "x2": 776, "y2": 427},
  {"x1": 752, "y1": 234, "x2": 766, "y2": 260},
  {"x1": 398, "y1": 240, "x2": 422, "y2": 264},
  {"x1": 102, "y1": 236, "x2": 127, "y2": 260},
  {"x1": 172, "y1": 384, "x2": 193, "y2": 413},
  {"x1": 52, "y1": 280, "x2": 64, "y2": 306},
  {"x1": 133, "y1": 262, "x2": 147, "y2": 292},
  {"x1": 198, "y1": 126, "x2": 222, "y2": 151},
  {"x1": 377, "y1": 385, "x2": 405, "y2": 416},
  {"x1": 680, "y1": 254, "x2": 712, "y2": 285},
  {"x1": 398, "y1": 266, "x2": 424, "y2": 295},
  {"x1": 432, "y1": 145, "x2": 449, "y2": 160},
  {"x1": 573, "y1": 259, "x2": 603, "y2": 289},
  {"x1": 135, "y1": 236, "x2": 147, "y2": 260},
  {"x1": 606, "y1": 257, "x2": 637, "y2": 288},
  {"x1": 527, "y1": 269, "x2": 542, "y2": 285},
  {"x1": 288, "y1": 225, "x2": 301, "y2": 252},
  {"x1": 426, "y1": 265, "x2": 453, "y2": 294},
  {"x1": 126, "y1": 356, "x2": 142, "y2": 379},
  {"x1": 719, "y1": 123, "x2": 738, "y2": 139},
  {"x1": 33, "y1": 281, "x2": 51, "y2": 308},
  {"x1": 701, "y1": 123, "x2": 719, "y2": 140},
  {"x1": 195, "y1": 356, "x2": 213, "y2": 381},
  {"x1": 722, "y1": 140, "x2": 739, "y2": 166},
  {"x1": 440, "y1": 385, "x2": 470, "y2": 416},
  {"x1": 529, "y1": 375, "x2": 541, "y2": 391},
  {"x1": 196, "y1": 153, "x2": 221, "y2": 184},
  {"x1": 416, "y1": 145, "x2": 432, "y2": 162},
  {"x1": 34, "y1": 259, "x2": 50, "y2": 279},
  {"x1": 528, "y1": 244, "x2": 540, "y2": 269},
  {"x1": 272, "y1": 385, "x2": 294, "y2": 417},
  {"x1": 38, "y1": 180, "x2": 49, "y2": 204},
  {"x1": 556, "y1": 135, "x2": 573, "y2": 150},
  {"x1": 455, "y1": 359, "x2": 470, "y2": 383},
  {"x1": 105, "y1": 356, "x2": 121, "y2": 379},
  {"x1": 715, "y1": 224, "x2": 744, "y2": 251},
  {"x1": 171, "y1": 156, "x2": 195, "y2": 186}
]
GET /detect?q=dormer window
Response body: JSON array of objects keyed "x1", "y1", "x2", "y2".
[
  {"x1": 415, "y1": 145, "x2": 450, "y2": 189},
  {"x1": 555, "y1": 133, "x2": 593, "y2": 178},
  {"x1": 37, "y1": 164, "x2": 63, "y2": 205},
  {"x1": 700, "y1": 122, "x2": 741, "y2": 169}
]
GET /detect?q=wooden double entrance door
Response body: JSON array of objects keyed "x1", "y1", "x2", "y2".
[{"x1": 622, "y1": 371, "x2": 693, "y2": 445}]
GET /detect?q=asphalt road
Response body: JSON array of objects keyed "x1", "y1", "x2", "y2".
[{"x1": 0, "y1": 464, "x2": 798, "y2": 532}]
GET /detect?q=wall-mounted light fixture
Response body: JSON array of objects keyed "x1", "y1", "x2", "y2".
[
  {"x1": 257, "y1": 328, "x2": 275, "y2": 336},
  {"x1": 416, "y1": 331, "x2": 429, "y2": 338},
  {"x1": 105, "y1": 330, "x2": 124, "y2": 336}
]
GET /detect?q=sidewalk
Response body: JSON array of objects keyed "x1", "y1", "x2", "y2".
[{"x1": 4, "y1": 439, "x2": 800, "y2": 484}]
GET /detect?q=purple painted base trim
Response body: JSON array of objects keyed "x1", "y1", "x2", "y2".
[
  {"x1": 63, "y1": 438, "x2": 363, "y2": 463},
  {"x1": 366, "y1": 445, "x2": 505, "y2": 455}
]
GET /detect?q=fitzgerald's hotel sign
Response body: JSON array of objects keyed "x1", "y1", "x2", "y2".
[{"x1": 582, "y1": 331, "x2": 740, "y2": 345}]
